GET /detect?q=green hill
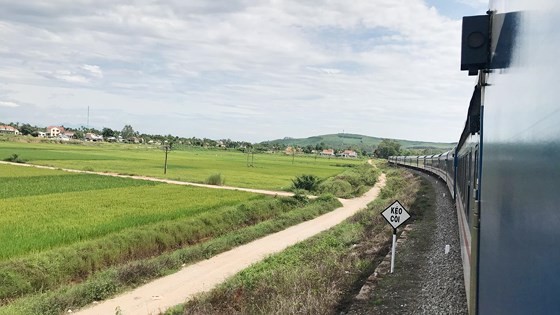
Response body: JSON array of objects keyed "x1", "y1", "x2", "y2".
[{"x1": 262, "y1": 133, "x2": 455, "y2": 153}]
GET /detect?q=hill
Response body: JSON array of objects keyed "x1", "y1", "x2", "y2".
[{"x1": 262, "y1": 133, "x2": 455, "y2": 152}]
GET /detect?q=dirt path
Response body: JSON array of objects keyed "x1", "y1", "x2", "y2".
[
  {"x1": 0, "y1": 161, "x2": 296, "y2": 197},
  {"x1": 74, "y1": 173, "x2": 386, "y2": 315}
]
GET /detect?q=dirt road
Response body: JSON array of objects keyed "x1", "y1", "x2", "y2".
[{"x1": 75, "y1": 173, "x2": 386, "y2": 315}]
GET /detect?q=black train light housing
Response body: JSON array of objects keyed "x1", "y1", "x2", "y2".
[{"x1": 461, "y1": 14, "x2": 490, "y2": 76}]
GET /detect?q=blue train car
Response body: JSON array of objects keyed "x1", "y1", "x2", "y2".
[{"x1": 389, "y1": 1, "x2": 560, "y2": 313}]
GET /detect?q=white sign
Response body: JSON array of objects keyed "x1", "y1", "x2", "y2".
[{"x1": 381, "y1": 200, "x2": 410, "y2": 229}]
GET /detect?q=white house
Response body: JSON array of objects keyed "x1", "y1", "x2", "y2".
[
  {"x1": 0, "y1": 125, "x2": 19, "y2": 135},
  {"x1": 319, "y1": 149, "x2": 335, "y2": 156},
  {"x1": 85, "y1": 133, "x2": 103, "y2": 141},
  {"x1": 47, "y1": 126, "x2": 65, "y2": 137},
  {"x1": 338, "y1": 150, "x2": 358, "y2": 158}
]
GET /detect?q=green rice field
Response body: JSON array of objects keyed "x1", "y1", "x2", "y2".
[
  {"x1": 0, "y1": 164, "x2": 260, "y2": 260},
  {"x1": 0, "y1": 140, "x2": 363, "y2": 190}
]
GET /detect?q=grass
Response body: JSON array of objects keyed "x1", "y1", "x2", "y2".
[
  {"x1": 205, "y1": 173, "x2": 225, "y2": 186},
  {"x1": 2, "y1": 153, "x2": 26, "y2": 163},
  {"x1": 0, "y1": 181, "x2": 257, "y2": 260},
  {"x1": 0, "y1": 196, "x2": 343, "y2": 315},
  {"x1": 360, "y1": 173, "x2": 437, "y2": 314},
  {"x1": 0, "y1": 140, "x2": 363, "y2": 190},
  {"x1": 0, "y1": 139, "x2": 379, "y2": 314},
  {"x1": 165, "y1": 165, "x2": 422, "y2": 315},
  {"x1": 317, "y1": 163, "x2": 380, "y2": 198},
  {"x1": 0, "y1": 173, "x2": 156, "y2": 199}
]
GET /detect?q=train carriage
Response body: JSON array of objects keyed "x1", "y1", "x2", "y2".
[{"x1": 388, "y1": 1, "x2": 560, "y2": 313}]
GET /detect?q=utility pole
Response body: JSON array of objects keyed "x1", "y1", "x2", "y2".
[
  {"x1": 246, "y1": 148, "x2": 250, "y2": 167},
  {"x1": 163, "y1": 144, "x2": 171, "y2": 174}
]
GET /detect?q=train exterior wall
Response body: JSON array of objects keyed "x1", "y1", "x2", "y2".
[{"x1": 479, "y1": 1, "x2": 560, "y2": 314}]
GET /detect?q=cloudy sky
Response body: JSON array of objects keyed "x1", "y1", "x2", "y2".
[{"x1": 0, "y1": 0, "x2": 487, "y2": 142}]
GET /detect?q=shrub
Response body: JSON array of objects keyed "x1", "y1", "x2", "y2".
[
  {"x1": 3, "y1": 153, "x2": 26, "y2": 163},
  {"x1": 291, "y1": 190, "x2": 310, "y2": 204},
  {"x1": 291, "y1": 174, "x2": 322, "y2": 192},
  {"x1": 318, "y1": 179, "x2": 353, "y2": 198},
  {"x1": 205, "y1": 173, "x2": 225, "y2": 186}
]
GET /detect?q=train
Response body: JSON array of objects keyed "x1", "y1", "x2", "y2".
[{"x1": 388, "y1": 1, "x2": 560, "y2": 314}]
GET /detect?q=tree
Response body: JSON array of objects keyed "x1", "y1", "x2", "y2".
[
  {"x1": 374, "y1": 139, "x2": 401, "y2": 158},
  {"x1": 121, "y1": 125, "x2": 135, "y2": 139},
  {"x1": 102, "y1": 127, "x2": 115, "y2": 138},
  {"x1": 74, "y1": 130, "x2": 84, "y2": 139},
  {"x1": 19, "y1": 123, "x2": 36, "y2": 135}
]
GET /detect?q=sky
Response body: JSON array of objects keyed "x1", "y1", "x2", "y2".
[{"x1": 0, "y1": 0, "x2": 488, "y2": 143}]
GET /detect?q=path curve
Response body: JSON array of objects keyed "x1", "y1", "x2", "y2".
[{"x1": 75, "y1": 173, "x2": 386, "y2": 315}]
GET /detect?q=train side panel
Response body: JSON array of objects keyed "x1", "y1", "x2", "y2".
[{"x1": 478, "y1": 2, "x2": 560, "y2": 314}]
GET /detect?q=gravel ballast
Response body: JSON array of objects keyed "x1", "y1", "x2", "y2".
[{"x1": 344, "y1": 169, "x2": 468, "y2": 314}]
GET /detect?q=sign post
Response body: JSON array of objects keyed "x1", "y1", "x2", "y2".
[{"x1": 381, "y1": 200, "x2": 411, "y2": 273}]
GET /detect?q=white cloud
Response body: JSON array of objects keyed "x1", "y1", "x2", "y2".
[
  {"x1": 0, "y1": 0, "x2": 477, "y2": 142},
  {"x1": 81, "y1": 64, "x2": 103, "y2": 78},
  {"x1": 38, "y1": 70, "x2": 90, "y2": 84},
  {"x1": 0, "y1": 100, "x2": 19, "y2": 107},
  {"x1": 457, "y1": 0, "x2": 488, "y2": 9}
]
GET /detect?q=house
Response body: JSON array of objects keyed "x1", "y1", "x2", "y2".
[
  {"x1": 127, "y1": 137, "x2": 141, "y2": 144},
  {"x1": 338, "y1": 150, "x2": 358, "y2": 158},
  {"x1": 319, "y1": 149, "x2": 335, "y2": 156},
  {"x1": 284, "y1": 146, "x2": 296, "y2": 155},
  {"x1": 56, "y1": 135, "x2": 71, "y2": 141},
  {"x1": 62, "y1": 131, "x2": 75, "y2": 139},
  {"x1": 85, "y1": 133, "x2": 103, "y2": 142},
  {"x1": 47, "y1": 126, "x2": 65, "y2": 137},
  {"x1": 37, "y1": 131, "x2": 47, "y2": 138},
  {"x1": 0, "y1": 125, "x2": 20, "y2": 135}
]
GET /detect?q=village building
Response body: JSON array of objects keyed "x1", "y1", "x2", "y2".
[
  {"x1": 0, "y1": 125, "x2": 20, "y2": 135},
  {"x1": 47, "y1": 126, "x2": 65, "y2": 137},
  {"x1": 319, "y1": 149, "x2": 335, "y2": 156},
  {"x1": 85, "y1": 133, "x2": 103, "y2": 141},
  {"x1": 337, "y1": 150, "x2": 358, "y2": 158}
]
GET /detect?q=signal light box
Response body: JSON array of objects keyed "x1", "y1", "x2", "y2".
[{"x1": 381, "y1": 200, "x2": 410, "y2": 229}]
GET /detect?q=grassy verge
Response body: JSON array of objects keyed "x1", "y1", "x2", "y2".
[
  {"x1": 343, "y1": 171, "x2": 437, "y2": 314},
  {"x1": 0, "y1": 195, "x2": 342, "y2": 315},
  {"x1": 165, "y1": 165, "x2": 422, "y2": 315}
]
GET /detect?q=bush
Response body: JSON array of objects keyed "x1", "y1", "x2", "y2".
[
  {"x1": 3, "y1": 153, "x2": 26, "y2": 163},
  {"x1": 291, "y1": 191, "x2": 310, "y2": 204},
  {"x1": 315, "y1": 163, "x2": 380, "y2": 198},
  {"x1": 318, "y1": 179, "x2": 353, "y2": 198},
  {"x1": 291, "y1": 174, "x2": 322, "y2": 192},
  {"x1": 205, "y1": 173, "x2": 225, "y2": 186}
]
